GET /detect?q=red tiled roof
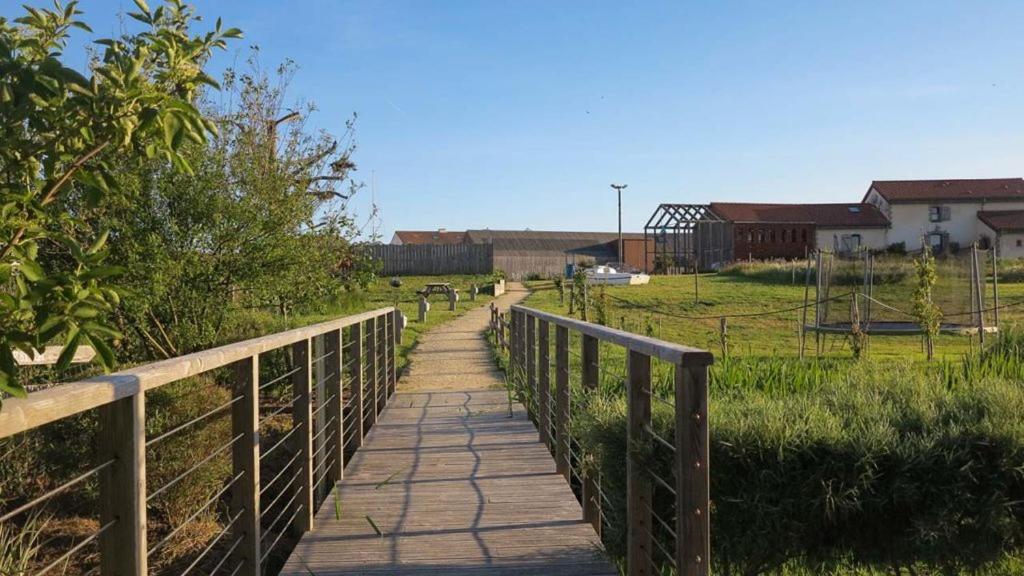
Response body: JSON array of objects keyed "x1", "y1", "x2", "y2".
[
  {"x1": 867, "y1": 178, "x2": 1024, "y2": 203},
  {"x1": 978, "y1": 210, "x2": 1024, "y2": 233},
  {"x1": 393, "y1": 230, "x2": 468, "y2": 245},
  {"x1": 708, "y1": 203, "x2": 889, "y2": 227}
]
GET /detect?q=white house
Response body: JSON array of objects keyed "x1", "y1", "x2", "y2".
[{"x1": 863, "y1": 178, "x2": 1024, "y2": 255}]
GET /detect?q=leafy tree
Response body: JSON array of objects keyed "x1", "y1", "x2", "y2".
[
  {"x1": 0, "y1": 1, "x2": 240, "y2": 400},
  {"x1": 96, "y1": 57, "x2": 371, "y2": 359}
]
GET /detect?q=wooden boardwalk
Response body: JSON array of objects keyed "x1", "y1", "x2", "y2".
[{"x1": 281, "y1": 286, "x2": 618, "y2": 575}]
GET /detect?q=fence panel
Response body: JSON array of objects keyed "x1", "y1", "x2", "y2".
[{"x1": 365, "y1": 244, "x2": 493, "y2": 276}]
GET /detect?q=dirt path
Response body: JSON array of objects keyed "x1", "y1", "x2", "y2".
[{"x1": 398, "y1": 282, "x2": 528, "y2": 392}]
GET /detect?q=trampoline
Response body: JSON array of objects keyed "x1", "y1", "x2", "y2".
[
  {"x1": 808, "y1": 321, "x2": 998, "y2": 336},
  {"x1": 800, "y1": 244, "x2": 1001, "y2": 355}
]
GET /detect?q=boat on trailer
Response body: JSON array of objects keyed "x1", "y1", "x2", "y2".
[{"x1": 585, "y1": 264, "x2": 650, "y2": 286}]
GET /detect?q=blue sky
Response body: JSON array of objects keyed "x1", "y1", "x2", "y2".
[{"x1": 8, "y1": 1, "x2": 1024, "y2": 238}]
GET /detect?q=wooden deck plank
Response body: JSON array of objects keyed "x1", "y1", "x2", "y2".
[{"x1": 281, "y1": 286, "x2": 618, "y2": 576}]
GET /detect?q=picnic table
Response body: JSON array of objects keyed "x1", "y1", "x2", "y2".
[{"x1": 416, "y1": 283, "x2": 458, "y2": 299}]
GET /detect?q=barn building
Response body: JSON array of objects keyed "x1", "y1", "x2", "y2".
[
  {"x1": 385, "y1": 228, "x2": 652, "y2": 279},
  {"x1": 643, "y1": 202, "x2": 889, "y2": 271}
]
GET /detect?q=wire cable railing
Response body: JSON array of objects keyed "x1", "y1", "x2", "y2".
[
  {"x1": 0, "y1": 306, "x2": 401, "y2": 575},
  {"x1": 500, "y1": 304, "x2": 712, "y2": 576}
]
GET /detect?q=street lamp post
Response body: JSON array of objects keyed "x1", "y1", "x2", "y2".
[{"x1": 610, "y1": 184, "x2": 627, "y2": 265}]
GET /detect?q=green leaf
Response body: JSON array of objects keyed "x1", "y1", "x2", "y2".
[
  {"x1": 133, "y1": 0, "x2": 151, "y2": 14},
  {"x1": 87, "y1": 230, "x2": 110, "y2": 255},
  {"x1": 56, "y1": 327, "x2": 82, "y2": 372},
  {"x1": 17, "y1": 260, "x2": 45, "y2": 282},
  {"x1": 84, "y1": 332, "x2": 116, "y2": 370},
  {"x1": 81, "y1": 265, "x2": 125, "y2": 281}
]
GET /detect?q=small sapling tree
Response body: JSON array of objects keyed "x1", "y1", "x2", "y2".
[{"x1": 912, "y1": 242, "x2": 942, "y2": 360}]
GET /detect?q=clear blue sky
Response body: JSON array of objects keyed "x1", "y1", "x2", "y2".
[{"x1": 9, "y1": 1, "x2": 1024, "y2": 239}]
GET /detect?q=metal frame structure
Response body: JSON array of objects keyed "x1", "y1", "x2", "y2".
[
  {"x1": 643, "y1": 204, "x2": 731, "y2": 274},
  {"x1": 801, "y1": 245, "x2": 1000, "y2": 357}
]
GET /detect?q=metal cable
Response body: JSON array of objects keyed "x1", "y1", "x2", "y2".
[
  {"x1": 0, "y1": 459, "x2": 115, "y2": 523},
  {"x1": 206, "y1": 535, "x2": 243, "y2": 575},
  {"x1": 259, "y1": 366, "x2": 302, "y2": 391},
  {"x1": 147, "y1": 471, "x2": 244, "y2": 557},
  {"x1": 148, "y1": 395, "x2": 242, "y2": 448},
  {"x1": 261, "y1": 424, "x2": 302, "y2": 461},
  {"x1": 35, "y1": 520, "x2": 115, "y2": 576},
  {"x1": 644, "y1": 425, "x2": 676, "y2": 454},
  {"x1": 260, "y1": 451, "x2": 301, "y2": 497},
  {"x1": 148, "y1": 434, "x2": 244, "y2": 503},
  {"x1": 261, "y1": 473, "x2": 299, "y2": 520},
  {"x1": 260, "y1": 504, "x2": 304, "y2": 564},
  {"x1": 179, "y1": 508, "x2": 245, "y2": 576},
  {"x1": 646, "y1": 468, "x2": 677, "y2": 497}
]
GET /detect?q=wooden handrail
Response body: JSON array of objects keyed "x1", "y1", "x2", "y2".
[
  {"x1": 0, "y1": 307, "x2": 395, "y2": 439},
  {"x1": 510, "y1": 305, "x2": 713, "y2": 365},
  {"x1": 1, "y1": 305, "x2": 400, "y2": 575},
  {"x1": 504, "y1": 304, "x2": 712, "y2": 576}
]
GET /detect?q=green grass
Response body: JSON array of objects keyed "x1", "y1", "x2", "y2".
[
  {"x1": 511, "y1": 269, "x2": 1024, "y2": 575},
  {"x1": 524, "y1": 271, "x2": 1024, "y2": 362}
]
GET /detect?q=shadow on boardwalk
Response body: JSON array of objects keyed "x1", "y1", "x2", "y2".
[{"x1": 281, "y1": 284, "x2": 617, "y2": 575}]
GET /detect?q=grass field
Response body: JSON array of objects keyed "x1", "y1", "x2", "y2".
[
  {"x1": 524, "y1": 271, "x2": 1024, "y2": 362},
  {"x1": 511, "y1": 267, "x2": 1024, "y2": 575}
]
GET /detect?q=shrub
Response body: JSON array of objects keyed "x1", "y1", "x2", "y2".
[{"x1": 576, "y1": 358, "x2": 1024, "y2": 575}]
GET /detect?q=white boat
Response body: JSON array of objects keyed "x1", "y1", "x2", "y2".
[{"x1": 584, "y1": 265, "x2": 650, "y2": 286}]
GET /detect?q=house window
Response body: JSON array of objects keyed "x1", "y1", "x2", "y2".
[
  {"x1": 770, "y1": 230, "x2": 776, "y2": 243},
  {"x1": 929, "y1": 206, "x2": 951, "y2": 222},
  {"x1": 1017, "y1": 239, "x2": 1022, "y2": 248},
  {"x1": 792, "y1": 228, "x2": 798, "y2": 243},
  {"x1": 781, "y1": 230, "x2": 787, "y2": 242},
  {"x1": 801, "y1": 230, "x2": 807, "y2": 242},
  {"x1": 928, "y1": 232, "x2": 945, "y2": 253},
  {"x1": 746, "y1": 229, "x2": 752, "y2": 243},
  {"x1": 758, "y1": 231, "x2": 764, "y2": 243}
]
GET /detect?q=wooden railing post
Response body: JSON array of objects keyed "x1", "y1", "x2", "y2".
[
  {"x1": 676, "y1": 361, "x2": 710, "y2": 576},
  {"x1": 349, "y1": 322, "x2": 364, "y2": 448},
  {"x1": 390, "y1": 308, "x2": 400, "y2": 395},
  {"x1": 555, "y1": 325, "x2": 570, "y2": 480},
  {"x1": 581, "y1": 334, "x2": 601, "y2": 534},
  {"x1": 377, "y1": 313, "x2": 388, "y2": 409},
  {"x1": 526, "y1": 312, "x2": 536, "y2": 416},
  {"x1": 537, "y1": 319, "x2": 551, "y2": 449},
  {"x1": 326, "y1": 330, "x2": 345, "y2": 484},
  {"x1": 627, "y1": 350, "x2": 653, "y2": 576},
  {"x1": 365, "y1": 317, "x2": 378, "y2": 427},
  {"x1": 509, "y1": 310, "x2": 519, "y2": 378},
  {"x1": 230, "y1": 355, "x2": 260, "y2": 574},
  {"x1": 292, "y1": 338, "x2": 314, "y2": 535},
  {"x1": 98, "y1": 393, "x2": 147, "y2": 575}
]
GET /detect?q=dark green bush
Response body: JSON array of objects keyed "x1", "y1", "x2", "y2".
[{"x1": 576, "y1": 360, "x2": 1024, "y2": 575}]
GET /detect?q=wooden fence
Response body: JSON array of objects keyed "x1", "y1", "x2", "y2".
[
  {"x1": 366, "y1": 244, "x2": 493, "y2": 276},
  {"x1": 493, "y1": 304, "x2": 713, "y2": 576},
  {"x1": 0, "y1": 307, "x2": 400, "y2": 575}
]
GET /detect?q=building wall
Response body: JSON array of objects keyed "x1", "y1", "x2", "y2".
[
  {"x1": 995, "y1": 232, "x2": 1024, "y2": 259},
  {"x1": 880, "y1": 200, "x2": 1024, "y2": 251},
  {"x1": 732, "y1": 223, "x2": 815, "y2": 260},
  {"x1": 815, "y1": 228, "x2": 888, "y2": 253},
  {"x1": 493, "y1": 253, "x2": 601, "y2": 280},
  {"x1": 366, "y1": 244, "x2": 493, "y2": 275},
  {"x1": 620, "y1": 238, "x2": 655, "y2": 272}
]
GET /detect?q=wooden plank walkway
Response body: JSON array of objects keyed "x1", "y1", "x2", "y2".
[{"x1": 281, "y1": 285, "x2": 617, "y2": 575}]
